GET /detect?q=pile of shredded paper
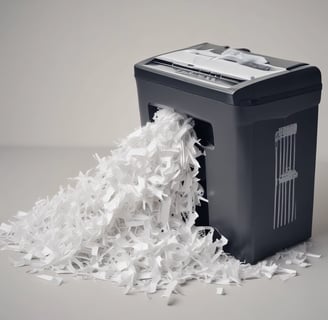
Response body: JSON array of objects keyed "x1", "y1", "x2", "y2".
[{"x1": 0, "y1": 108, "x2": 319, "y2": 303}]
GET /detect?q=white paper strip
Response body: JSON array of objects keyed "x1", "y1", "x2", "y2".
[{"x1": 216, "y1": 287, "x2": 225, "y2": 295}]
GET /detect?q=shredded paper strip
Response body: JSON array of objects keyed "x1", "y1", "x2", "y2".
[{"x1": 0, "y1": 108, "x2": 319, "y2": 302}]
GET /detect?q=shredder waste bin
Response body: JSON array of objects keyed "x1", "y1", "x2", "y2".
[{"x1": 134, "y1": 42, "x2": 322, "y2": 263}]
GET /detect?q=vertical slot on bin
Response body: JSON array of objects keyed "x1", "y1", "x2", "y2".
[
  {"x1": 148, "y1": 104, "x2": 214, "y2": 227},
  {"x1": 273, "y1": 123, "x2": 298, "y2": 229}
]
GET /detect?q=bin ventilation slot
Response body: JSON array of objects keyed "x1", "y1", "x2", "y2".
[
  {"x1": 273, "y1": 123, "x2": 298, "y2": 230},
  {"x1": 147, "y1": 48, "x2": 286, "y2": 86}
]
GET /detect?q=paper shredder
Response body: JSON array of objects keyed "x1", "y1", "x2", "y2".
[{"x1": 134, "y1": 43, "x2": 322, "y2": 263}]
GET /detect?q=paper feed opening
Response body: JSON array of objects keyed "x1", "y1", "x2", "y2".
[{"x1": 146, "y1": 48, "x2": 286, "y2": 87}]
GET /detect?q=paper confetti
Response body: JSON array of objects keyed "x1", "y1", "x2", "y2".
[
  {"x1": 216, "y1": 287, "x2": 225, "y2": 295},
  {"x1": 37, "y1": 274, "x2": 63, "y2": 286},
  {"x1": 0, "y1": 108, "x2": 319, "y2": 302}
]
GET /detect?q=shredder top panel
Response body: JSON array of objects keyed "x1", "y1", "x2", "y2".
[
  {"x1": 150, "y1": 48, "x2": 286, "y2": 82},
  {"x1": 134, "y1": 43, "x2": 322, "y2": 107}
]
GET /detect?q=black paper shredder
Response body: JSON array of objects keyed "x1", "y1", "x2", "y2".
[{"x1": 134, "y1": 43, "x2": 322, "y2": 264}]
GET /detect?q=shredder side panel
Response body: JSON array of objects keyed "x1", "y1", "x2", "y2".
[
  {"x1": 135, "y1": 78, "x2": 255, "y2": 261},
  {"x1": 240, "y1": 96, "x2": 319, "y2": 263}
]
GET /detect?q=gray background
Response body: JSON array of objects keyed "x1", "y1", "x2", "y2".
[
  {"x1": 0, "y1": 1, "x2": 327, "y2": 319},
  {"x1": 0, "y1": 0, "x2": 327, "y2": 160}
]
